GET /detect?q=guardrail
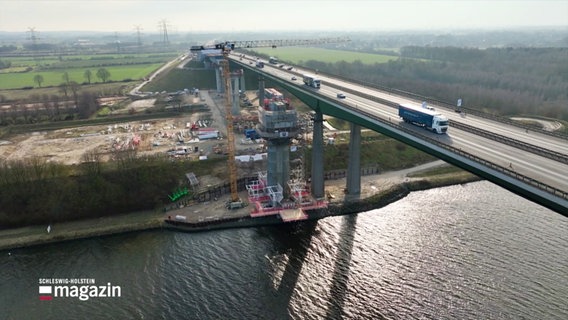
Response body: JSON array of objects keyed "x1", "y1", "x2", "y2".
[
  {"x1": 303, "y1": 86, "x2": 568, "y2": 201},
  {"x1": 322, "y1": 78, "x2": 568, "y2": 164},
  {"x1": 342, "y1": 102, "x2": 568, "y2": 201},
  {"x1": 251, "y1": 57, "x2": 568, "y2": 141},
  {"x1": 233, "y1": 57, "x2": 568, "y2": 201},
  {"x1": 450, "y1": 121, "x2": 568, "y2": 164}
]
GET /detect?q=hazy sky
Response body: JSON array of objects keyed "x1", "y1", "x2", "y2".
[{"x1": 1, "y1": 0, "x2": 567, "y2": 33}]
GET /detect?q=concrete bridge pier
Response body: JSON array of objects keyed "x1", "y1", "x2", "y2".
[
  {"x1": 258, "y1": 76, "x2": 265, "y2": 105},
  {"x1": 311, "y1": 111, "x2": 325, "y2": 199},
  {"x1": 230, "y1": 75, "x2": 240, "y2": 115},
  {"x1": 215, "y1": 67, "x2": 223, "y2": 93},
  {"x1": 240, "y1": 74, "x2": 246, "y2": 92},
  {"x1": 346, "y1": 123, "x2": 361, "y2": 195}
]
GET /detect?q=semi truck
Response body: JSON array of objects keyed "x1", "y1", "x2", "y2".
[
  {"x1": 302, "y1": 74, "x2": 321, "y2": 89},
  {"x1": 398, "y1": 103, "x2": 449, "y2": 134}
]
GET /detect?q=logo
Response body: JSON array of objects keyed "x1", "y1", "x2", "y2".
[
  {"x1": 38, "y1": 278, "x2": 121, "y2": 301},
  {"x1": 39, "y1": 285, "x2": 53, "y2": 301}
]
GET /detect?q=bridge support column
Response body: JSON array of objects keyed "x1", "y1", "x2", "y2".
[
  {"x1": 346, "y1": 123, "x2": 361, "y2": 195},
  {"x1": 258, "y1": 76, "x2": 265, "y2": 106},
  {"x1": 240, "y1": 74, "x2": 246, "y2": 92},
  {"x1": 311, "y1": 111, "x2": 325, "y2": 199},
  {"x1": 230, "y1": 75, "x2": 240, "y2": 115},
  {"x1": 215, "y1": 67, "x2": 223, "y2": 93}
]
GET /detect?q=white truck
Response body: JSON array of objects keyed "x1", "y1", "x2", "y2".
[
  {"x1": 302, "y1": 74, "x2": 321, "y2": 89},
  {"x1": 398, "y1": 103, "x2": 449, "y2": 134}
]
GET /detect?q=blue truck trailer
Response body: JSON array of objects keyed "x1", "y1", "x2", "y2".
[
  {"x1": 244, "y1": 129, "x2": 260, "y2": 139},
  {"x1": 398, "y1": 103, "x2": 449, "y2": 134}
]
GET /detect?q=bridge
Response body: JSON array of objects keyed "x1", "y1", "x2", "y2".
[{"x1": 226, "y1": 53, "x2": 568, "y2": 216}]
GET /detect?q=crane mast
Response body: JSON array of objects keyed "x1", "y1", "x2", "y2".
[{"x1": 220, "y1": 57, "x2": 242, "y2": 209}]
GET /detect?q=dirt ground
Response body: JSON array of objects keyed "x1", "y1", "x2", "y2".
[{"x1": 0, "y1": 90, "x2": 259, "y2": 167}]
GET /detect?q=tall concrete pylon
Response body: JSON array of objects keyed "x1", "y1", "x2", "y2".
[
  {"x1": 311, "y1": 111, "x2": 325, "y2": 199},
  {"x1": 346, "y1": 123, "x2": 361, "y2": 195},
  {"x1": 231, "y1": 75, "x2": 240, "y2": 115},
  {"x1": 215, "y1": 67, "x2": 223, "y2": 93}
]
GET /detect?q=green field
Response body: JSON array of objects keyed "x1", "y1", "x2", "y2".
[
  {"x1": 0, "y1": 63, "x2": 163, "y2": 90},
  {"x1": 0, "y1": 52, "x2": 178, "y2": 90},
  {"x1": 5, "y1": 53, "x2": 176, "y2": 68},
  {"x1": 249, "y1": 47, "x2": 398, "y2": 64}
]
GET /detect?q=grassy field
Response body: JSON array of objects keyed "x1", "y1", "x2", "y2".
[
  {"x1": 0, "y1": 52, "x2": 178, "y2": 91},
  {"x1": 142, "y1": 68, "x2": 216, "y2": 92},
  {"x1": 4, "y1": 53, "x2": 176, "y2": 68},
  {"x1": 249, "y1": 47, "x2": 398, "y2": 64},
  {"x1": 0, "y1": 63, "x2": 163, "y2": 90}
]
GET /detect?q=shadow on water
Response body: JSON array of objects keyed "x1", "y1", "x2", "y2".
[
  {"x1": 324, "y1": 214, "x2": 357, "y2": 319},
  {"x1": 257, "y1": 220, "x2": 317, "y2": 319},
  {"x1": 324, "y1": 214, "x2": 386, "y2": 320}
]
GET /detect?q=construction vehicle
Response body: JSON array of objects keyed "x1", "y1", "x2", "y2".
[{"x1": 191, "y1": 37, "x2": 349, "y2": 210}]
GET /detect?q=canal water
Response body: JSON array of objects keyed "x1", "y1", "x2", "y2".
[{"x1": 1, "y1": 181, "x2": 567, "y2": 319}]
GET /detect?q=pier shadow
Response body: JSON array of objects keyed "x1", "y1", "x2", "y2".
[
  {"x1": 260, "y1": 221, "x2": 317, "y2": 318},
  {"x1": 324, "y1": 213, "x2": 358, "y2": 319}
]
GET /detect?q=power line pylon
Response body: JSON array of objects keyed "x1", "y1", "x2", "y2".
[
  {"x1": 134, "y1": 25, "x2": 143, "y2": 51},
  {"x1": 27, "y1": 27, "x2": 40, "y2": 58},
  {"x1": 157, "y1": 19, "x2": 170, "y2": 46}
]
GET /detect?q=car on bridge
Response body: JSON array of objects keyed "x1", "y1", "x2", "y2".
[
  {"x1": 291, "y1": 76, "x2": 297, "y2": 81},
  {"x1": 336, "y1": 92, "x2": 346, "y2": 99}
]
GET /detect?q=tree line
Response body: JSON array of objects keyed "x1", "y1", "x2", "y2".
[
  {"x1": 302, "y1": 47, "x2": 568, "y2": 121},
  {"x1": 0, "y1": 152, "x2": 221, "y2": 228},
  {"x1": 0, "y1": 69, "x2": 113, "y2": 125},
  {"x1": 0, "y1": 91, "x2": 100, "y2": 125},
  {"x1": 33, "y1": 68, "x2": 111, "y2": 88}
]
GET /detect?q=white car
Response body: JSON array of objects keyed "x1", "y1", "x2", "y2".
[
  {"x1": 291, "y1": 76, "x2": 297, "y2": 81},
  {"x1": 336, "y1": 93, "x2": 346, "y2": 99}
]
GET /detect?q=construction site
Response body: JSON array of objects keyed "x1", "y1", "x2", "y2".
[{"x1": 0, "y1": 40, "x2": 333, "y2": 224}]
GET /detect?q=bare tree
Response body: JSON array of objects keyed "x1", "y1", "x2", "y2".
[
  {"x1": 84, "y1": 69, "x2": 92, "y2": 84},
  {"x1": 77, "y1": 92, "x2": 99, "y2": 118},
  {"x1": 10, "y1": 104, "x2": 19, "y2": 123},
  {"x1": 81, "y1": 150, "x2": 102, "y2": 176},
  {"x1": 62, "y1": 71, "x2": 70, "y2": 84},
  {"x1": 59, "y1": 83, "x2": 69, "y2": 98},
  {"x1": 51, "y1": 95, "x2": 61, "y2": 117},
  {"x1": 68, "y1": 81, "x2": 81, "y2": 107}
]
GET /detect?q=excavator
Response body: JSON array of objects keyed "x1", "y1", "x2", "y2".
[{"x1": 191, "y1": 37, "x2": 349, "y2": 209}]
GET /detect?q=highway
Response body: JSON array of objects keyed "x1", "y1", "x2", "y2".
[{"x1": 230, "y1": 53, "x2": 568, "y2": 197}]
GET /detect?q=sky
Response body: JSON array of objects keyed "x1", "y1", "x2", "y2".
[{"x1": 1, "y1": 0, "x2": 567, "y2": 33}]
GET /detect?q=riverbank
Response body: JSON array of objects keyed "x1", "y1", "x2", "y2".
[{"x1": 0, "y1": 161, "x2": 481, "y2": 251}]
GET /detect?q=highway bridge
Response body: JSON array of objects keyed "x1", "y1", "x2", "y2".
[{"x1": 228, "y1": 53, "x2": 568, "y2": 216}]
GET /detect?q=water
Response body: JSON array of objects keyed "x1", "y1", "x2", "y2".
[{"x1": 1, "y1": 181, "x2": 567, "y2": 319}]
